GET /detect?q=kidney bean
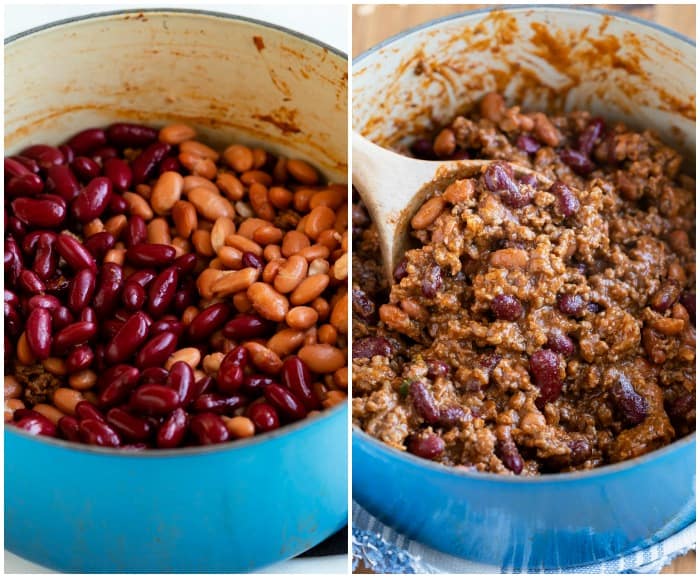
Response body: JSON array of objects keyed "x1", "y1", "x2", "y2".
[
  {"x1": 156, "y1": 408, "x2": 188, "y2": 448},
  {"x1": 140, "y1": 367, "x2": 170, "y2": 385},
  {"x1": 67, "y1": 268, "x2": 97, "y2": 313},
  {"x1": 7, "y1": 173, "x2": 44, "y2": 198},
  {"x1": 577, "y1": 117, "x2": 605, "y2": 155},
  {"x1": 71, "y1": 176, "x2": 112, "y2": 223},
  {"x1": 126, "y1": 269, "x2": 157, "y2": 289},
  {"x1": 32, "y1": 235, "x2": 58, "y2": 280},
  {"x1": 58, "y1": 415, "x2": 82, "y2": 442},
  {"x1": 547, "y1": 329, "x2": 575, "y2": 357},
  {"x1": 19, "y1": 269, "x2": 46, "y2": 294},
  {"x1": 66, "y1": 344, "x2": 95, "y2": 373},
  {"x1": 408, "y1": 381, "x2": 441, "y2": 423},
  {"x1": 496, "y1": 437, "x2": 524, "y2": 474},
  {"x1": 557, "y1": 293, "x2": 586, "y2": 316},
  {"x1": 22, "y1": 230, "x2": 53, "y2": 255},
  {"x1": 550, "y1": 181, "x2": 580, "y2": 218},
  {"x1": 75, "y1": 401, "x2": 106, "y2": 423},
  {"x1": 188, "y1": 303, "x2": 231, "y2": 343},
  {"x1": 67, "y1": 128, "x2": 107, "y2": 155},
  {"x1": 530, "y1": 349, "x2": 563, "y2": 405},
  {"x1": 71, "y1": 156, "x2": 101, "y2": 181},
  {"x1": 222, "y1": 314, "x2": 274, "y2": 340},
  {"x1": 610, "y1": 373, "x2": 648, "y2": 426},
  {"x1": 192, "y1": 393, "x2": 247, "y2": 414},
  {"x1": 106, "y1": 122, "x2": 158, "y2": 148},
  {"x1": 217, "y1": 361, "x2": 245, "y2": 395},
  {"x1": 263, "y1": 384, "x2": 307, "y2": 420},
  {"x1": 12, "y1": 155, "x2": 41, "y2": 174},
  {"x1": 130, "y1": 384, "x2": 180, "y2": 415},
  {"x1": 516, "y1": 134, "x2": 541, "y2": 154},
  {"x1": 121, "y1": 281, "x2": 146, "y2": 311},
  {"x1": 109, "y1": 194, "x2": 129, "y2": 214},
  {"x1": 131, "y1": 142, "x2": 171, "y2": 185},
  {"x1": 171, "y1": 253, "x2": 197, "y2": 276},
  {"x1": 84, "y1": 232, "x2": 116, "y2": 260},
  {"x1": 124, "y1": 215, "x2": 147, "y2": 248},
  {"x1": 243, "y1": 403, "x2": 277, "y2": 432},
  {"x1": 147, "y1": 266, "x2": 178, "y2": 318},
  {"x1": 407, "y1": 433, "x2": 444, "y2": 460},
  {"x1": 105, "y1": 311, "x2": 151, "y2": 365},
  {"x1": 5, "y1": 237, "x2": 23, "y2": 286},
  {"x1": 680, "y1": 292, "x2": 695, "y2": 325},
  {"x1": 5, "y1": 157, "x2": 33, "y2": 179},
  {"x1": 241, "y1": 374, "x2": 276, "y2": 395},
  {"x1": 650, "y1": 281, "x2": 681, "y2": 312},
  {"x1": 53, "y1": 321, "x2": 97, "y2": 354},
  {"x1": 60, "y1": 145, "x2": 75, "y2": 164},
  {"x1": 150, "y1": 317, "x2": 185, "y2": 339},
  {"x1": 92, "y1": 146, "x2": 119, "y2": 165},
  {"x1": 352, "y1": 336, "x2": 392, "y2": 359},
  {"x1": 126, "y1": 243, "x2": 177, "y2": 267},
  {"x1": 5, "y1": 304, "x2": 23, "y2": 337},
  {"x1": 25, "y1": 307, "x2": 52, "y2": 360},
  {"x1": 189, "y1": 412, "x2": 229, "y2": 445},
  {"x1": 12, "y1": 195, "x2": 66, "y2": 228},
  {"x1": 106, "y1": 408, "x2": 152, "y2": 442},
  {"x1": 7, "y1": 216, "x2": 28, "y2": 240},
  {"x1": 491, "y1": 294, "x2": 523, "y2": 321},
  {"x1": 21, "y1": 144, "x2": 64, "y2": 169},
  {"x1": 55, "y1": 234, "x2": 96, "y2": 271},
  {"x1": 421, "y1": 264, "x2": 442, "y2": 299},
  {"x1": 93, "y1": 262, "x2": 124, "y2": 316},
  {"x1": 282, "y1": 356, "x2": 320, "y2": 410},
  {"x1": 165, "y1": 360, "x2": 194, "y2": 404},
  {"x1": 79, "y1": 418, "x2": 121, "y2": 446},
  {"x1": 51, "y1": 306, "x2": 74, "y2": 332},
  {"x1": 103, "y1": 157, "x2": 133, "y2": 192},
  {"x1": 15, "y1": 414, "x2": 57, "y2": 437},
  {"x1": 45, "y1": 164, "x2": 80, "y2": 201},
  {"x1": 80, "y1": 307, "x2": 97, "y2": 324},
  {"x1": 560, "y1": 148, "x2": 595, "y2": 175},
  {"x1": 5, "y1": 289, "x2": 20, "y2": 309}
]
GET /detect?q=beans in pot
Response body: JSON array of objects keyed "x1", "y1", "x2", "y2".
[{"x1": 5, "y1": 122, "x2": 348, "y2": 448}]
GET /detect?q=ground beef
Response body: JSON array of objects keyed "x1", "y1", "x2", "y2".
[
  {"x1": 352, "y1": 93, "x2": 695, "y2": 475},
  {"x1": 15, "y1": 363, "x2": 63, "y2": 406}
]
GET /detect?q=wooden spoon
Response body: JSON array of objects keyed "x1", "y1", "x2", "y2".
[{"x1": 352, "y1": 132, "x2": 551, "y2": 280}]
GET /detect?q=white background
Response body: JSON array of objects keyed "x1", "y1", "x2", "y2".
[{"x1": 4, "y1": 2, "x2": 348, "y2": 574}]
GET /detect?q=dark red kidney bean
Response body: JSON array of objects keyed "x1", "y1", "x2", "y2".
[
  {"x1": 391, "y1": 259, "x2": 408, "y2": 283},
  {"x1": 12, "y1": 195, "x2": 66, "y2": 228},
  {"x1": 560, "y1": 148, "x2": 595, "y2": 175},
  {"x1": 650, "y1": 281, "x2": 681, "y2": 313},
  {"x1": 126, "y1": 243, "x2": 177, "y2": 267},
  {"x1": 98, "y1": 365, "x2": 141, "y2": 407},
  {"x1": 409, "y1": 138, "x2": 436, "y2": 160},
  {"x1": 217, "y1": 363, "x2": 245, "y2": 395},
  {"x1": 126, "y1": 268, "x2": 157, "y2": 288},
  {"x1": 53, "y1": 321, "x2": 97, "y2": 354},
  {"x1": 91, "y1": 146, "x2": 119, "y2": 165},
  {"x1": 83, "y1": 231, "x2": 116, "y2": 260},
  {"x1": 141, "y1": 367, "x2": 170, "y2": 384},
  {"x1": 222, "y1": 314, "x2": 274, "y2": 340},
  {"x1": 66, "y1": 344, "x2": 95, "y2": 373},
  {"x1": 427, "y1": 359, "x2": 450, "y2": 379},
  {"x1": 93, "y1": 262, "x2": 124, "y2": 316},
  {"x1": 5, "y1": 237, "x2": 23, "y2": 286},
  {"x1": 5, "y1": 289, "x2": 20, "y2": 309},
  {"x1": 666, "y1": 391, "x2": 695, "y2": 422},
  {"x1": 136, "y1": 331, "x2": 178, "y2": 369},
  {"x1": 105, "y1": 311, "x2": 151, "y2": 364},
  {"x1": 59, "y1": 145, "x2": 74, "y2": 165},
  {"x1": 75, "y1": 401, "x2": 106, "y2": 423},
  {"x1": 106, "y1": 408, "x2": 152, "y2": 441},
  {"x1": 52, "y1": 306, "x2": 74, "y2": 332},
  {"x1": 32, "y1": 236, "x2": 57, "y2": 280},
  {"x1": 519, "y1": 173, "x2": 538, "y2": 188},
  {"x1": 102, "y1": 157, "x2": 133, "y2": 193},
  {"x1": 98, "y1": 363, "x2": 136, "y2": 390},
  {"x1": 610, "y1": 373, "x2": 648, "y2": 426},
  {"x1": 22, "y1": 230, "x2": 55, "y2": 255},
  {"x1": 5, "y1": 304, "x2": 23, "y2": 337},
  {"x1": 131, "y1": 142, "x2": 171, "y2": 185},
  {"x1": 158, "y1": 156, "x2": 182, "y2": 175},
  {"x1": 130, "y1": 384, "x2": 181, "y2": 415},
  {"x1": 58, "y1": 416, "x2": 81, "y2": 442},
  {"x1": 122, "y1": 281, "x2": 147, "y2": 311},
  {"x1": 55, "y1": 234, "x2": 96, "y2": 271},
  {"x1": 550, "y1": 181, "x2": 580, "y2": 218},
  {"x1": 19, "y1": 269, "x2": 46, "y2": 294},
  {"x1": 67, "y1": 128, "x2": 107, "y2": 156},
  {"x1": 247, "y1": 403, "x2": 280, "y2": 432},
  {"x1": 577, "y1": 117, "x2": 605, "y2": 155},
  {"x1": 6, "y1": 174, "x2": 44, "y2": 198},
  {"x1": 516, "y1": 134, "x2": 541, "y2": 154},
  {"x1": 5, "y1": 335, "x2": 14, "y2": 360},
  {"x1": 490, "y1": 294, "x2": 523, "y2": 321},
  {"x1": 15, "y1": 415, "x2": 57, "y2": 437},
  {"x1": 190, "y1": 412, "x2": 229, "y2": 445},
  {"x1": 241, "y1": 374, "x2": 276, "y2": 395},
  {"x1": 7, "y1": 217, "x2": 27, "y2": 240},
  {"x1": 173, "y1": 289, "x2": 194, "y2": 313},
  {"x1": 680, "y1": 292, "x2": 695, "y2": 325},
  {"x1": 172, "y1": 253, "x2": 197, "y2": 275},
  {"x1": 147, "y1": 266, "x2": 178, "y2": 318},
  {"x1": 263, "y1": 384, "x2": 307, "y2": 420},
  {"x1": 106, "y1": 122, "x2": 158, "y2": 148},
  {"x1": 72, "y1": 156, "x2": 102, "y2": 181},
  {"x1": 484, "y1": 162, "x2": 516, "y2": 193},
  {"x1": 5, "y1": 157, "x2": 32, "y2": 179},
  {"x1": 193, "y1": 393, "x2": 247, "y2": 414},
  {"x1": 20, "y1": 144, "x2": 64, "y2": 169},
  {"x1": 149, "y1": 317, "x2": 184, "y2": 339},
  {"x1": 352, "y1": 336, "x2": 392, "y2": 359},
  {"x1": 12, "y1": 155, "x2": 41, "y2": 174},
  {"x1": 26, "y1": 307, "x2": 52, "y2": 360},
  {"x1": 45, "y1": 165, "x2": 80, "y2": 201},
  {"x1": 242, "y1": 252, "x2": 264, "y2": 270},
  {"x1": 166, "y1": 360, "x2": 194, "y2": 401},
  {"x1": 558, "y1": 293, "x2": 586, "y2": 316},
  {"x1": 68, "y1": 268, "x2": 97, "y2": 313},
  {"x1": 496, "y1": 437, "x2": 524, "y2": 474},
  {"x1": 81, "y1": 307, "x2": 97, "y2": 324},
  {"x1": 408, "y1": 433, "x2": 444, "y2": 460},
  {"x1": 547, "y1": 329, "x2": 575, "y2": 357},
  {"x1": 409, "y1": 381, "x2": 440, "y2": 424},
  {"x1": 188, "y1": 303, "x2": 230, "y2": 343},
  {"x1": 71, "y1": 176, "x2": 112, "y2": 223},
  {"x1": 79, "y1": 419, "x2": 121, "y2": 447},
  {"x1": 421, "y1": 264, "x2": 442, "y2": 299},
  {"x1": 109, "y1": 194, "x2": 129, "y2": 214},
  {"x1": 94, "y1": 343, "x2": 107, "y2": 372},
  {"x1": 530, "y1": 349, "x2": 563, "y2": 405},
  {"x1": 156, "y1": 408, "x2": 188, "y2": 448},
  {"x1": 282, "y1": 356, "x2": 320, "y2": 410},
  {"x1": 190, "y1": 376, "x2": 214, "y2": 404}
]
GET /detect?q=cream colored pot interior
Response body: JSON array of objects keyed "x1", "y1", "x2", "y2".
[
  {"x1": 353, "y1": 7, "x2": 695, "y2": 163},
  {"x1": 6, "y1": 10, "x2": 347, "y2": 182}
]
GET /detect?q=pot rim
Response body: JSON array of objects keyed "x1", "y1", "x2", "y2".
[
  {"x1": 352, "y1": 4, "x2": 694, "y2": 69},
  {"x1": 4, "y1": 7, "x2": 348, "y2": 459},
  {"x1": 4, "y1": 7, "x2": 347, "y2": 62}
]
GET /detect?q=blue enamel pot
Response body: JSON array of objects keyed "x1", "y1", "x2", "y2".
[
  {"x1": 352, "y1": 6, "x2": 695, "y2": 570},
  {"x1": 5, "y1": 9, "x2": 348, "y2": 572}
]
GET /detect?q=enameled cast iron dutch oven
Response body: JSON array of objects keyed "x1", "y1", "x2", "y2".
[
  {"x1": 352, "y1": 6, "x2": 695, "y2": 571},
  {"x1": 5, "y1": 9, "x2": 347, "y2": 572}
]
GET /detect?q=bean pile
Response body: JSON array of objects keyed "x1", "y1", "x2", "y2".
[{"x1": 5, "y1": 122, "x2": 348, "y2": 448}]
